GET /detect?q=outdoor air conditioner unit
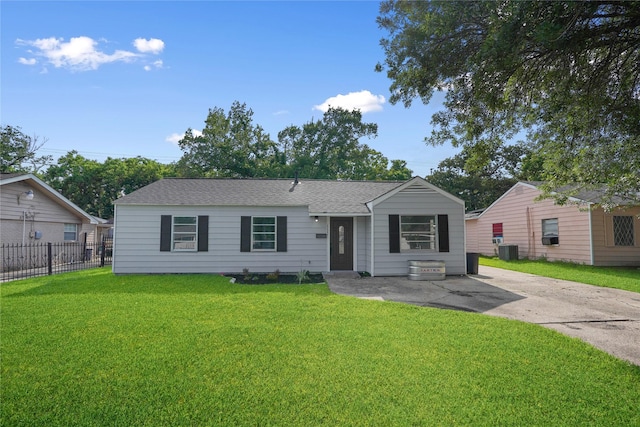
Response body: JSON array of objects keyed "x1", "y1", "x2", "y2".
[
  {"x1": 498, "y1": 244, "x2": 519, "y2": 261},
  {"x1": 542, "y1": 236, "x2": 559, "y2": 245}
]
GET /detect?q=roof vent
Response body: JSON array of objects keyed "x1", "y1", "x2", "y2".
[{"x1": 290, "y1": 171, "x2": 300, "y2": 192}]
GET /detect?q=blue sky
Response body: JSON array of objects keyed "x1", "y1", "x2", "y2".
[{"x1": 2, "y1": 1, "x2": 456, "y2": 177}]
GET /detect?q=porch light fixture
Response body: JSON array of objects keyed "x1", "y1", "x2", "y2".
[
  {"x1": 314, "y1": 216, "x2": 319, "y2": 222},
  {"x1": 17, "y1": 190, "x2": 34, "y2": 205}
]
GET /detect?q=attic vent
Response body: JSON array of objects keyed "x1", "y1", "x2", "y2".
[{"x1": 400, "y1": 183, "x2": 436, "y2": 194}]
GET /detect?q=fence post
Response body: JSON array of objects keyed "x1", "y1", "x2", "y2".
[
  {"x1": 82, "y1": 232, "x2": 88, "y2": 262},
  {"x1": 100, "y1": 238, "x2": 106, "y2": 267},
  {"x1": 47, "y1": 243, "x2": 52, "y2": 275}
]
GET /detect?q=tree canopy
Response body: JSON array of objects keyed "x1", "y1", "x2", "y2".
[
  {"x1": 377, "y1": 0, "x2": 640, "y2": 205},
  {"x1": 176, "y1": 102, "x2": 284, "y2": 178},
  {"x1": 176, "y1": 103, "x2": 413, "y2": 181},
  {"x1": 43, "y1": 152, "x2": 175, "y2": 218},
  {"x1": 1, "y1": 125, "x2": 52, "y2": 173},
  {"x1": 278, "y1": 107, "x2": 411, "y2": 180},
  {"x1": 426, "y1": 142, "x2": 543, "y2": 211}
]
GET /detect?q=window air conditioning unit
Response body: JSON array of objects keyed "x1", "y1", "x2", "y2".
[
  {"x1": 542, "y1": 236, "x2": 559, "y2": 245},
  {"x1": 492, "y1": 237, "x2": 504, "y2": 244}
]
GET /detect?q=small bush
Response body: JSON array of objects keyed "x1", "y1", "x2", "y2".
[
  {"x1": 296, "y1": 269, "x2": 310, "y2": 284},
  {"x1": 266, "y1": 269, "x2": 281, "y2": 282}
]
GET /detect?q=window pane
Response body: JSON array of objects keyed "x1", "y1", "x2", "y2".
[
  {"x1": 252, "y1": 217, "x2": 276, "y2": 251},
  {"x1": 253, "y1": 217, "x2": 275, "y2": 225},
  {"x1": 253, "y1": 225, "x2": 275, "y2": 232},
  {"x1": 172, "y1": 216, "x2": 197, "y2": 251},
  {"x1": 542, "y1": 218, "x2": 559, "y2": 236},
  {"x1": 613, "y1": 216, "x2": 634, "y2": 246},
  {"x1": 174, "y1": 217, "x2": 196, "y2": 225},
  {"x1": 253, "y1": 241, "x2": 275, "y2": 250},
  {"x1": 64, "y1": 224, "x2": 77, "y2": 241},
  {"x1": 400, "y1": 216, "x2": 436, "y2": 250}
]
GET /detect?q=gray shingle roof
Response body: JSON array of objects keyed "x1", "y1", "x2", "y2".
[
  {"x1": 114, "y1": 178, "x2": 406, "y2": 214},
  {"x1": 522, "y1": 181, "x2": 638, "y2": 206}
]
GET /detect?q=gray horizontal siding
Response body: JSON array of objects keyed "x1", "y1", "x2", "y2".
[
  {"x1": 113, "y1": 205, "x2": 328, "y2": 274},
  {"x1": 355, "y1": 216, "x2": 371, "y2": 273},
  {"x1": 372, "y1": 191, "x2": 465, "y2": 276}
]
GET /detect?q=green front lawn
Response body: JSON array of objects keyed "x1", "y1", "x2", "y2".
[
  {"x1": 480, "y1": 256, "x2": 640, "y2": 293},
  {"x1": 2, "y1": 269, "x2": 639, "y2": 426}
]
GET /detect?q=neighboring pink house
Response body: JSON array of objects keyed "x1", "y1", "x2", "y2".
[{"x1": 466, "y1": 182, "x2": 640, "y2": 266}]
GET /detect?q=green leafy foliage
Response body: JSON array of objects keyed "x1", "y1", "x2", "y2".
[
  {"x1": 426, "y1": 142, "x2": 543, "y2": 211},
  {"x1": 176, "y1": 103, "x2": 413, "y2": 181},
  {"x1": 377, "y1": 0, "x2": 640, "y2": 206},
  {"x1": 42, "y1": 151, "x2": 175, "y2": 218},
  {"x1": 0, "y1": 125, "x2": 52, "y2": 173},
  {"x1": 176, "y1": 101, "x2": 285, "y2": 178}
]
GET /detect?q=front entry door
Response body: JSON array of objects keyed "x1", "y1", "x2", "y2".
[{"x1": 330, "y1": 218, "x2": 353, "y2": 271}]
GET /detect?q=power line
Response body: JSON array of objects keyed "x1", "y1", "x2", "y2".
[{"x1": 39, "y1": 148, "x2": 182, "y2": 162}]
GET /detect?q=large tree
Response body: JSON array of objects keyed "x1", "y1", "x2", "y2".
[
  {"x1": 278, "y1": 107, "x2": 412, "y2": 180},
  {"x1": 1, "y1": 125, "x2": 52, "y2": 173},
  {"x1": 43, "y1": 152, "x2": 174, "y2": 218},
  {"x1": 176, "y1": 101, "x2": 284, "y2": 178},
  {"x1": 426, "y1": 142, "x2": 543, "y2": 211},
  {"x1": 377, "y1": 1, "x2": 640, "y2": 205}
]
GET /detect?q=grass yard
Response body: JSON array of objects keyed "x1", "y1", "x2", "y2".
[
  {"x1": 479, "y1": 256, "x2": 640, "y2": 293},
  {"x1": 2, "y1": 268, "x2": 639, "y2": 426}
]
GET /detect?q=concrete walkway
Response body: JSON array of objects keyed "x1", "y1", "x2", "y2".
[{"x1": 325, "y1": 266, "x2": 640, "y2": 366}]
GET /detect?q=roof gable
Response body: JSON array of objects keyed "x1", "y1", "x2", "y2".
[
  {"x1": 0, "y1": 173, "x2": 98, "y2": 223},
  {"x1": 368, "y1": 176, "x2": 465, "y2": 208}
]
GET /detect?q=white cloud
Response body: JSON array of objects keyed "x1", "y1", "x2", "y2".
[
  {"x1": 134, "y1": 38, "x2": 164, "y2": 54},
  {"x1": 15, "y1": 36, "x2": 166, "y2": 72},
  {"x1": 18, "y1": 57, "x2": 37, "y2": 65},
  {"x1": 313, "y1": 90, "x2": 386, "y2": 114},
  {"x1": 143, "y1": 60, "x2": 162, "y2": 71},
  {"x1": 166, "y1": 129, "x2": 203, "y2": 145},
  {"x1": 16, "y1": 36, "x2": 138, "y2": 71},
  {"x1": 273, "y1": 110, "x2": 289, "y2": 116}
]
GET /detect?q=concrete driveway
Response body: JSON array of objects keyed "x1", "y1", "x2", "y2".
[{"x1": 325, "y1": 266, "x2": 640, "y2": 366}]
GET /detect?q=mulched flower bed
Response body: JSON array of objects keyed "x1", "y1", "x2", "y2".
[{"x1": 226, "y1": 273, "x2": 325, "y2": 285}]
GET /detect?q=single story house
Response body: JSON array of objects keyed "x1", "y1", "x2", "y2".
[
  {"x1": 0, "y1": 173, "x2": 109, "y2": 246},
  {"x1": 112, "y1": 176, "x2": 466, "y2": 276},
  {"x1": 1, "y1": 173, "x2": 111, "y2": 272},
  {"x1": 466, "y1": 181, "x2": 640, "y2": 266}
]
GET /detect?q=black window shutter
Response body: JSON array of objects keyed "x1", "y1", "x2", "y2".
[
  {"x1": 389, "y1": 214, "x2": 400, "y2": 253},
  {"x1": 160, "y1": 215, "x2": 171, "y2": 252},
  {"x1": 240, "y1": 216, "x2": 251, "y2": 252},
  {"x1": 277, "y1": 216, "x2": 287, "y2": 252},
  {"x1": 197, "y1": 216, "x2": 209, "y2": 252},
  {"x1": 438, "y1": 214, "x2": 450, "y2": 253}
]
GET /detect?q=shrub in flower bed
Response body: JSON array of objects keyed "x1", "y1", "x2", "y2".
[{"x1": 228, "y1": 271, "x2": 324, "y2": 284}]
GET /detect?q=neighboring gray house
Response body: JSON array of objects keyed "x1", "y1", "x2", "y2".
[
  {"x1": 112, "y1": 176, "x2": 466, "y2": 276},
  {"x1": 0, "y1": 173, "x2": 105, "y2": 245}
]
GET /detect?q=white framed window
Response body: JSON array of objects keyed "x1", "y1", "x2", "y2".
[
  {"x1": 173, "y1": 216, "x2": 197, "y2": 251},
  {"x1": 541, "y1": 218, "x2": 559, "y2": 245},
  {"x1": 252, "y1": 217, "x2": 276, "y2": 251},
  {"x1": 613, "y1": 216, "x2": 635, "y2": 246},
  {"x1": 400, "y1": 215, "x2": 436, "y2": 250},
  {"x1": 64, "y1": 223, "x2": 78, "y2": 241}
]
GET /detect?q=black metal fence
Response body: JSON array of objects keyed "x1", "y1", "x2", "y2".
[{"x1": 1, "y1": 238, "x2": 112, "y2": 282}]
